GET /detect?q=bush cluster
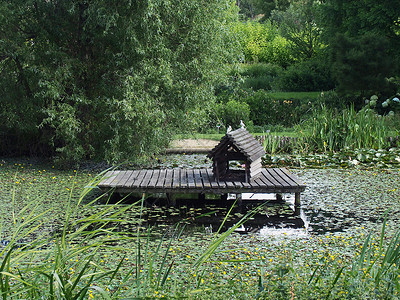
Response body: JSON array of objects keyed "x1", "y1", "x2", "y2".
[
  {"x1": 214, "y1": 89, "x2": 319, "y2": 129},
  {"x1": 233, "y1": 21, "x2": 294, "y2": 67},
  {"x1": 245, "y1": 90, "x2": 314, "y2": 126},
  {"x1": 272, "y1": 59, "x2": 335, "y2": 92},
  {"x1": 239, "y1": 60, "x2": 335, "y2": 93}
]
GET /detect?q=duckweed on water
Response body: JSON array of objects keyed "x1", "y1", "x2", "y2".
[{"x1": 1, "y1": 157, "x2": 400, "y2": 298}]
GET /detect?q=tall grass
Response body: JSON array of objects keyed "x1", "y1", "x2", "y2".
[
  {"x1": 297, "y1": 105, "x2": 390, "y2": 152},
  {"x1": 0, "y1": 171, "x2": 268, "y2": 299},
  {"x1": 0, "y1": 172, "x2": 138, "y2": 298},
  {"x1": 310, "y1": 216, "x2": 400, "y2": 299}
]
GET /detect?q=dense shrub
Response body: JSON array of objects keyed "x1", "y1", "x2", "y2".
[
  {"x1": 233, "y1": 21, "x2": 294, "y2": 67},
  {"x1": 215, "y1": 99, "x2": 251, "y2": 129},
  {"x1": 245, "y1": 90, "x2": 313, "y2": 126},
  {"x1": 273, "y1": 59, "x2": 335, "y2": 92},
  {"x1": 241, "y1": 63, "x2": 283, "y2": 90}
]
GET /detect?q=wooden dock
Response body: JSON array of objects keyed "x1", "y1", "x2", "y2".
[{"x1": 98, "y1": 167, "x2": 306, "y2": 205}]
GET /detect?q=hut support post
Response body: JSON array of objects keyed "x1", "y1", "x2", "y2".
[
  {"x1": 295, "y1": 192, "x2": 300, "y2": 207},
  {"x1": 166, "y1": 193, "x2": 176, "y2": 206}
]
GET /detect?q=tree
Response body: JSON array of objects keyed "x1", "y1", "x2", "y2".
[
  {"x1": 0, "y1": 0, "x2": 239, "y2": 162},
  {"x1": 251, "y1": 0, "x2": 290, "y2": 19},
  {"x1": 271, "y1": 0, "x2": 324, "y2": 61},
  {"x1": 319, "y1": 0, "x2": 400, "y2": 97}
]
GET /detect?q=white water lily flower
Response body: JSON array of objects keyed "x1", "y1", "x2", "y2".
[
  {"x1": 392, "y1": 97, "x2": 400, "y2": 103},
  {"x1": 382, "y1": 101, "x2": 389, "y2": 108},
  {"x1": 369, "y1": 100, "x2": 376, "y2": 107}
]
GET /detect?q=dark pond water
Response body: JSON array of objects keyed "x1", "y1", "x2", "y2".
[{"x1": 107, "y1": 154, "x2": 400, "y2": 238}]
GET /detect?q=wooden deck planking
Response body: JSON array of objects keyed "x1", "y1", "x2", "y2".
[
  {"x1": 130, "y1": 170, "x2": 145, "y2": 188},
  {"x1": 200, "y1": 169, "x2": 211, "y2": 189},
  {"x1": 281, "y1": 168, "x2": 304, "y2": 186},
  {"x1": 172, "y1": 169, "x2": 181, "y2": 188},
  {"x1": 206, "y1": 169, "x2": 219, "y2": 189},
  {"x1": 274, "y1": 168, "x2": 299, "y2": 187},
  {"x1": 180, "y1": 169, "x2": 188, "y2": 189},
  {"x1": 100, "y1": 171, "x2": 118, "y2": 187},
  {"x1": 109, "y1": 171, "x2": 128, "y2": 187},
  {"x1": 140, "y1": 170, "x2": 154, "y2": 188},
  {"x1": 98, "y1": 168, "x2": 306, "y2": 195},
  {"x1": 185, "y1": 169, "x2": 193, "y2": 189},
  {"x1": 193, "y1": 169, "x2": 203, "y2": 189},
  {"x1": 164, "y1": 169, "x2": 174, "y2": 189},
  {"x1": 116, "y1": 171, "x2": 135, "y2": 188},
  {"x1": 262, "y1": 169, "x2": 284, "y2": 188},
  {"x1": 148, "y1": 170, "x2": 160, "y2": 188},
  {"x1": 124, "y1": 170, "x2": 140, "y2": 187},
  {"x1": 155, "y1": 169, "x2": 167, "y2": 188}
]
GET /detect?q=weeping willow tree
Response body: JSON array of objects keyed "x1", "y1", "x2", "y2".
[{"x1": 0, "y1": 0, "x2": 240, "y2": 162}]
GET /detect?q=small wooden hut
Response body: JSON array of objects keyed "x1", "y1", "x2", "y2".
[{"x1": 207, "y1": 128, "x2": 265, "y2": 183}]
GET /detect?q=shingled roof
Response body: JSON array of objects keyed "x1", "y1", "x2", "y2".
[{"x1": 207, "y1": 128, "x2": 265, "y2": 162}]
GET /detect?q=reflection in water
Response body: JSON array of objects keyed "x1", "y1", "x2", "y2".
[{"x1": 115, "y1": 192, "x2": 308, "y2": 238}]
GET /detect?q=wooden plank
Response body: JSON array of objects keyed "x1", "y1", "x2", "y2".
[
  {"x1": 274, "y1": 168, "x2": 298, "y2": 187},
  {"x1": 155, "y1": 169, "x2": 167, "y2": 188},
  {"x1": 251, "y1": 174, "x2": 264, "y2": 187},
  {"x1": 116, "y1": 171, "x2": 136, "y2": 188},
  {"x1": 124, "y1": 170, "x2": 141, "y2": 187},
  {"x1": 193, "y1": 169, "x2": 203, "y2": 189},
  {"x1": 265, "y1": 169, "x2": 288, "y2": 188},
  {"x1": 241, "y1": 180, "x2": 251, "y2": 188},
  {"x1": 187, "y1": 169, "x2": 195, "y2": 189},
  {"x1": 207, "y1": 169, "x2": 219, "y2": 188},
  {"x1": 248, "y1": 148, "x2": 266, "y2": 161},
  {"x1": 140, "y1": 170, "x2": 154, "y2": 188},
  {"x1": 224, "y1": 179, "x2": 235, "y2": 189},
  {"x1": 130, "y1": 170, "x2": 147, "y2": 188},
  {"x1": 180, "y1": 169, "x2": 188, "y2": 188},
  {"x1": 172, "y1": 169, "x2": 181, "y2": 188},
  {"x1": 99, "y1": 171, "x2": 118, "y2": 187},
  {"x1": 200, "y1": 169, "x2": 211, "y2": 189},
  {"x1": 246, "y1": 143, "x2": 265, "y2": 157},
  {"x1": 233, "y1": 180, "x2": 243, "y2": 189},
  {"x1": 239, "y1": 139, "x2": 261, "y2": 151},
  {"x1": 109, "y1": 171, "x2": 127, "y2": 187},
  {"x1": 259, "y1": 169, "x2": 278, "y2": 187},
  {"x1": 164, "y1": 169, "x2": 174, "y2": 189},
  {"x1": 280, "y1": 168, "x2": 305, "y2": 187},
  {"x1": 148, "y1": 170, "x2": 161, "y2": 188}
]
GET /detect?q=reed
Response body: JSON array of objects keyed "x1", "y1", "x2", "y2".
[{"x1": 297, "y1": 105, "x2": 390, "y2": 153}]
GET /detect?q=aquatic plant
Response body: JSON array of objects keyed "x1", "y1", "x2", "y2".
[{"x1": 297, "y1": 105, "x2": 390, "y2": 152}]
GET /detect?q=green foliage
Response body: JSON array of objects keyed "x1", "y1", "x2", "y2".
[
  {"x1": 215, "y1": 99, "x2": 251, "y2": 129},
  {"x1": 273, "y1": 59, "x2": 335, "y2": 92},
  {"x1": 250, "y1": 0, "x2": 290, "y2": 19},
  {"x1": 244, "y1": 90, "x2": 314, "y2": 126},
  {"x1": 319, "y1": 0, "x2": 400, "y2": 96},
  {"x1": 271, "y1": 0, "x2": 324, "y2": 61},
  {"x1": 241, "y1": 63, "x2": 282, "y2": 90},
  {"x1": 298, "y1": 105, "x2": 390, "y2": 153},
  {"x1": 233, "y1": 21, "x2": 294, "y2": 66},
  {"x1": 330, "y1": 33, "x2": 394, "y2": 98},
  {"x1": 0, "y1": 0, "x2": 240, "y2": 162}
]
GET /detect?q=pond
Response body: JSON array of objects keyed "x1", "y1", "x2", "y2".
[{"x1": 113, "y1": 154, "x2": 400, "y2": 238}]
